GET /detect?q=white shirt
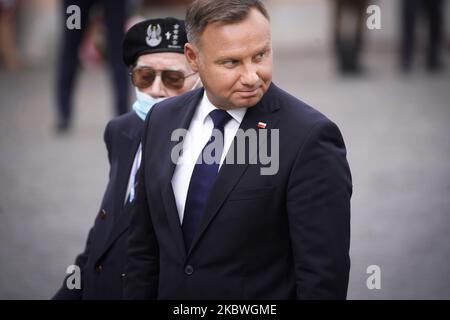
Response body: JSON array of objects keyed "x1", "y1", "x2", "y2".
[
  {"x1": 171, "y1": 92, "x2": 247, "y2": 223},
  {"x1": 124, "y1": 143, "x2": 142, "y2": 204}
]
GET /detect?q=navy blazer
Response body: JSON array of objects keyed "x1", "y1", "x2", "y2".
[
  {"x1": 124, "y1": 83, "x2": 352, "y2": 300},
  {"x1": 54, "y1": 111, "x2": 143, "y2": 299}
]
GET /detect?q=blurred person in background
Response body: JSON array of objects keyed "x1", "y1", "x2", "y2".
[
  {"x1": 400, "y1": 0, "x2": 446, "y2": 72},
  {"x1": 55, "y1": 0, "x2": 129, "y2": 133},
  {"x1": 0, "y1": 0, "x2": 21, "y2": 71},
  {"x1": 53, "y1": 17, "x2": 200, "y2": 300},
  {"x1": 332, "y1": 0, "x2": 369, "y2": 75}
]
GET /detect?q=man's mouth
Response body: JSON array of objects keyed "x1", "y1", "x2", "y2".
[{"x1": 236, "y1": 87, "x2": 260, "y2": 98}]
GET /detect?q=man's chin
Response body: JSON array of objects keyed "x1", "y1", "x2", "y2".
[
  {"x1": 224, "y1": 94, "x2": 261, "y2": 109},
  {"x1": 236, "y1": 96, "x2": 263, "y2": 108}
]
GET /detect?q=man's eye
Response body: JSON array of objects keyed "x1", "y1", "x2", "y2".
[
  {"x1": 255, "y1": 52, "x2": 266, "y2": 61},
  {"x1": 222, "y1": 60, "x2": 238, "y2": 67}
]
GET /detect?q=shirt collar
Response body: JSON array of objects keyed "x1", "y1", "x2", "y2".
[{"x1": 198, "y1": 91, "x2": 247, "y2": 125}]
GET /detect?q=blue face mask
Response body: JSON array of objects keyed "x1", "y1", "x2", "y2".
[
  {"x1": 132, "y1": 88, "x2": 167, "y2": 121},
  {"x1": 132, "y1": 76, "x2": 201, "y2": 121}
]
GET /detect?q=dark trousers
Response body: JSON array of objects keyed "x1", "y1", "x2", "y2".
[
  {"x1": 56, "y1": 0, "x2": 129, "y2": 125},
  {"x1": 401, "y1": 0, "x2": 445, "y2": 70},
  {"x1": 333, "y1": 0, "x2": 368, "y2": 73}
]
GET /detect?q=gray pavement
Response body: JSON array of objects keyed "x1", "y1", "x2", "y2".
[{"x1": 1, "y1": 50, "x2": 450, "y2": 299}]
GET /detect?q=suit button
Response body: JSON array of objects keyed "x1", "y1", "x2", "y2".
[
  {"x1": 121, "y1": 273, "x2": 126, "y2": 279},
  {"x1": 95, "y1": 265, "x2": 103, "y2": 273},
  {"x1": 185, "y1": 265, "x2": 194, "y2": 275},
  {"x1": 99, "y1": 209, "x2": 107, "y2": 220}
]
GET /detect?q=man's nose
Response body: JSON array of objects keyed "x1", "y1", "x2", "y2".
[
  {"x1": 147, "y1": 75, "x2": 167, "y2": 98},
  {"x1": 240, "y1": 64, "x2": 260, "y2": 87}
]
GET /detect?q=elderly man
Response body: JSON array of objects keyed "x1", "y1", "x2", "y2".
[
  {"x1": 53, "y1": 17, "x2": 200, "y2": 300},
  {"x1": 125, "y1": 0, "x2": 352, "y2": 300}
]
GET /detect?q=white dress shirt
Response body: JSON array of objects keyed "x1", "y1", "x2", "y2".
[
  {"x1": 171, "y1": 92, "x2": 247, "y2": 223},
  {"x1": 124, "y1": 143, "x2": 142, "y2": 204}
]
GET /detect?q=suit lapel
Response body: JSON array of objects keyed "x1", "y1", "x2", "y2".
[
  {"x1": 97, "y1": 114, "x2": 143, "y2": 261},
  {"x1": 112, "y1": 114, "x2": 143, "y2": 221},
  {"x1": 187, "y1": 84, "x2": 281, "y2": 256}
]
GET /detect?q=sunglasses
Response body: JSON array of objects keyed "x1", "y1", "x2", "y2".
[{"x1": 130, "y1": 66, "x2": 196, "y2": 90}]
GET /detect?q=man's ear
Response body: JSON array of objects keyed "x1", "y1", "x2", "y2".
[{"x1": 185, "y1": 43, "x2": 199, "y2": 72}]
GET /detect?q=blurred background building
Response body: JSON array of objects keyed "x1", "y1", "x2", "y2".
[{"x1": 1, "y1": 0, "x2": 450, "y2": 299}]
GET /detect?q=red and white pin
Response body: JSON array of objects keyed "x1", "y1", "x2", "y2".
[{"x1": 257, "y1": 122, "x2": 267, "y2": 129}]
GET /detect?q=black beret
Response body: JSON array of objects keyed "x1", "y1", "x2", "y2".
[{"x1": 123, "y1": 17, "x2": 187, "y2": 67}]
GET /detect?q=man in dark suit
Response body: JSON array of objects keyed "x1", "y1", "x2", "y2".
[
  {"x1": 53, "y1": 18, "x2": 200, "y2": 299},
  {"x1": 125, "y1": 0, "x2": 352, "y2": 300}
]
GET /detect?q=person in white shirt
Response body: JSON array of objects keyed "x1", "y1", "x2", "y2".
[{"x1": 125, "y1": 0, "x2": 352, "y2": 300}]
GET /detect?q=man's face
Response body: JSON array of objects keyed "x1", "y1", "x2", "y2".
[
  {"x1": 134, "y1": 52, "x2": 198, "y2": 98},
  {"x1": 185, "y1": 8, "x2": 273, "y2": 110}
]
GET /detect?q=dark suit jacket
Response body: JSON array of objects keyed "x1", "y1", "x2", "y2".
[
  {"x1": 54, "y1": 111, "x2": 143, "y2": 299},
  {"x1": 124, "y1": 83, "x2": 352, "y2": 300}
]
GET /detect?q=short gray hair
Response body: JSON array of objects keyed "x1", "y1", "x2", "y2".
[{"x1": 185, "y1": 0, "x2": 270, "y2": 46}]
